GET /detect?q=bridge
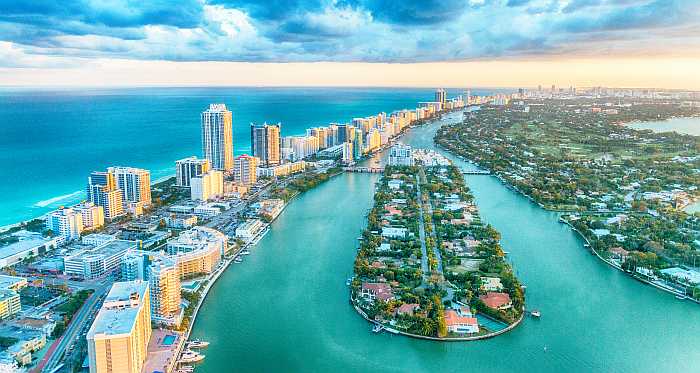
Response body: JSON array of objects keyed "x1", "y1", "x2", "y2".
[
  {"x1": 462, "y1": 169, "x2": 491, "y2": 175},
  {"x1": 343, "y1": 166, "x2": 385, "y2": 173}
]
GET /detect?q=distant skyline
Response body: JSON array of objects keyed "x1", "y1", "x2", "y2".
[{"x1": 1, "y1": 0, "x2": 699, "y2": 89}]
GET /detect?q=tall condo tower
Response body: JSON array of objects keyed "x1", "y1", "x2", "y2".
[
  {"x1": 201, "y1": 104, "x2": 234, "y2": 171},
  {"x1": 435, "y1": 88, "x2": 447, "y2": 105},
  {"x1": 250, "y1": 122, "x2": 281, "y2": 167}
]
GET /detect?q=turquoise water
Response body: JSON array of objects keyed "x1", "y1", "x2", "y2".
[
  {"x1": 162, "y1": 335, "x2": 176, "y2": 346},
  {"x1": 0, "y1": 87, "x2": 496, "y2": 227},
  {"x1": 628, "y1": 116, "x2": 700, "y2": 136},
  {"x1": 190, "y1": 112, "x2": 700, "y2": 372}
]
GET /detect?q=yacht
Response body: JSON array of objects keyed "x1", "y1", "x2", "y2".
[
  {"x1": 530, "y1": 310, "x2": 541, "y2": 318},
  {"x1": 240, "y1": 250, "x2": 251, "y2": 255},
  {"x1": 188, "y1": 339, "x2": 210, "y2": 349},
  {"x1": 179, "y1": 350, "x2": 205, "y2": 364},
  {"x1": 234, "y1": 257, "x2": 243, "y2": 264}
]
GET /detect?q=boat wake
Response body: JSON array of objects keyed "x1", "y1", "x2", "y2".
[{"x1": 33, "y1": 190, "x2": 84, "y2": 208}]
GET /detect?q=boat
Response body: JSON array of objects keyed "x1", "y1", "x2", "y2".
[
  {"x1": 240, "y1": 250, "x2": 251, "y2": 255},
  {"x1": 346, "y1": 278, "x2": 352, "y2": 286},
  {"x1": 234, "y1": 258, "x2": 243, "y2": 264},
  {"x1": 371, "y1": 324, "x2": 384, "y2": 333},
  {"x1": 675, "y1": 295, "x2": 687, "y2": 300},
  {"x1": 188, "y1": 339, "x2": 210, "y2": 349},
  {"x1": 179, "y1": 350, "x2": 205, "y2": 364},
  {"x1": 530, "y1": 310, "x2": 541, "y2": 318},
  {"x1": 178, "y1": 366, "x2": 194, "y2": 373}
]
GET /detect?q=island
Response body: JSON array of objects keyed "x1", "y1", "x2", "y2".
[
  {"x1": 350, "y1": 149, "x2": 525, "y2": 340},
  {"x1": 435, "y1": 98, "x2": 700, "y2": 302}
]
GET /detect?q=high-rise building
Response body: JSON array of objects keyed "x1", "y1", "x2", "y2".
[
  {"x1": 201, "y1": 104, "x2": 234, "y2": 171},
  {"x1": 108, "y1": 167, "x2": 151, "y2": 207},
  {"x1": 336, "y1": 124, "x2": 349, "y2": 144},
  {"x1": 87, "y1": 281, "x2": 151, "y2": 373},
  {"x1": 190, "y1": 170, "x2": 224, "y2": 201},
  {"x1": 87, "y1": 171, "x2": 125, "y2": 220},
  {"x1": 175, "y1": 157, "x2": 210, "y2": 187},
  {"x1": 251, "y1": 122, "x2": 281, "y2": 167},
  {"x1": 148, "y1": 257, "x2": 181, "y2": 325},
  {"x1": 389, "y1": 143, "x2": 414, "y2": 166},
  {"x1": 341, "y1": 142, "x2": 353, "y2": 164},
  {"x1": 46, "y1": 208, "x2": 83, "y2": 241},
  {"x1": 353, "y1": 129, "x2": 364, "y2": 159},
  {"x1": 435, "y1": 88, "x2": 447, "y2": 105},
  {"x1": 233, "y1": 154, "x2": 258, "y2": 186}
]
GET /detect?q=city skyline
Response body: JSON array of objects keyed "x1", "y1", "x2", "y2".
[{"x1": 1, "y1": 1, "x2": 699, "y2": 89}]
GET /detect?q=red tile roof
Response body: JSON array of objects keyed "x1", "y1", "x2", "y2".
[
  {"x1": 479, "y1": 292, "x2": 512, "y2": 309},
  {"x1": 396, "y1": 303, "x2": 419, "y2": 316},
  {"x1": 444, "y1": 309, "x2": 478, "y2": 327},
  {"x1": 362, "y1": 282, "x2": 394, "y2": 302}
]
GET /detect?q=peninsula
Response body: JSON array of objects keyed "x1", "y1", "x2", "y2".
[{"x1": 351, "y1": 148, "x2": 524, "y2": 339}]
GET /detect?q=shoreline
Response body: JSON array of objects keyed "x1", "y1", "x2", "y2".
[
  {"x1": 350, "y1": 297, "x2": 524, "y2": 342},
  {"x1": 437, "y1": 141, "x2": 700, "y2": 305}
]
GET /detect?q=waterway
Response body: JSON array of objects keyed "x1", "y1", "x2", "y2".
[
  {"x1": 628, "y1": 116, "x2": 700, "y2": 136},
  {"x1": 190, "y1": 112, "x2": 700, "y2": 372}
]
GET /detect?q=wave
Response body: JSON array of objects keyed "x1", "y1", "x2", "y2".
[{"x1": 33, "y1": 190, "x2": 84, "y2": 208}]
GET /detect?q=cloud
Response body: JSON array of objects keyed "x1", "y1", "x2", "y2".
[{"x1": 0, "y1": 0, "x2": 699, "y2": 66}]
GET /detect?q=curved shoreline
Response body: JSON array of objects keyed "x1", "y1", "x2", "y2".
[
  {"x1": 350, "y1": 298, "x2": 524, "y2": 342},
  {"x1": 561, "y1": 219, "x2": 700, "y2": 305}
]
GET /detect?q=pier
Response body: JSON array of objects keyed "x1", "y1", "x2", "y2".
[{"x1": 462, "y1": 169, "x2": 491, "y2": 175}]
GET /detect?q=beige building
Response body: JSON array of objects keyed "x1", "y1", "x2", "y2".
[
  {"x1": 148, "y1": 258, "x2": 181, "y2": 325},
  {"x1": 87, "y1": 281, "x2": 152, "y2": 373},
  {"x1": 233, "y1": 154, "x2": 259, "y2": 186},
  {"x1": 190, "y1": 170, "x2": 224, "y2": 201},
  {"x1": 251, "y1": 122, "x2": 281, "y2": 167},
  {"x1": 0, "y1": 289, "x2": 21, "y2": 319},
  {"x1": 73, "y1": 202, "x2": 105, "y2": 230}
]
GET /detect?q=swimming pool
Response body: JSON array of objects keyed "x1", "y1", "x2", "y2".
[{"x1": 162, "y1": 335, "x2": 177, "y2": 346}]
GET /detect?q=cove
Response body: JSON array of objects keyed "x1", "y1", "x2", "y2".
[{"x1": 189, "y1": 114, "x2": 700, "y2": 372}]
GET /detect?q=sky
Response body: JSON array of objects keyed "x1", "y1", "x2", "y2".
[{"x1": 0, "y1": 0, "x2": 699, "y2": 89}]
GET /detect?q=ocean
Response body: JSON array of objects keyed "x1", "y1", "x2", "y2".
[{"x1": 0, "y1": 87, "x2": 500, "y2": 227}]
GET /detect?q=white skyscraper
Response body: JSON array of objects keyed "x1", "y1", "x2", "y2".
[
  {"x1": 46, "y1": 208, "x2": 83, "y2": 241},
  {"x1": 201, "y1": 104, "x2": 234, "y2": 171},
  {"x1": 108, "y1": 167, "x2": 152, "y2": 207}
]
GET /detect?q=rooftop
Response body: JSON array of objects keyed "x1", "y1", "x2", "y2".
[{"x1": 87, "y1": 281, "x2": 148, "y2": 339}]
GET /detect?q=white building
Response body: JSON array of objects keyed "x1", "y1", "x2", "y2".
[
  {"x1": 389, "y1": 143, "x2": 414, "y2": 166},
  {"x1": 191, "y1": 170, "x2": 224, "y2": 201},
  {"x1": 175, "y1": 157, "x2": 210, "y2": 187},
  {"x1": 0, "y1": 231, "x2": 60, "y2": 268},
  {"x1": 167, "y1": 226, "x2": 228, "y2": 257},
  {"x1": 202, "y1": 104, "x2": 234, "y2": 171},
  {"x1": 64, "y1": 240, "x2": 138, "y2": 280},
  {"x1": 45, "y1": 208, "x2": 83, "y2": 241},
  {"x1": 235, "y1": 219, "x2": 265, "y2": 242}
]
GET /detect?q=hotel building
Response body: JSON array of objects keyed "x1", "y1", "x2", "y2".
[
  {"x1": 251, "y1": 122, "x2": 282, "y2": 167},
  {"x1": 190, "y1": 170, "x2": 224, "y2": 201},
  {"x1": 87, "y1": 171, "x2": 125, "y2": 220},
  {"x1": 87, "y1": 281, "x2": 151, "y2": 373},
  {"x1": 108, "y1": 167, "x2": 152, "y2": 208},
  {"x1": 201, "y1": 104, "x2": 234, "y2": 171},
  {"x1": 175, "y1": 157, "x2": 210, "y2": 187},
  {"x1": 435, "y1": 88, "x2": 447, "y2": 105},
  {"x1": 147, "y1": 257, "x2": 181, "y2": 325},
  {"x1": 45, "y1": 207, "x2": 83, "y2": 241},
  {"x1": 73, "y1": 202, "x2": 105, "y2": 230},
  {"x1": 233, "y1": 154, "x2": 259, "y2": 186}
]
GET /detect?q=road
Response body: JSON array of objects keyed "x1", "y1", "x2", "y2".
[
  {"x1": 414, "y1": 175, "x2": 430, "y2": 284},
  {"x1": 37, "y1": 280, "x2": 111, "y2": 373}
]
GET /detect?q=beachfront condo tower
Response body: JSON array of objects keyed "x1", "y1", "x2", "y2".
[
  {"x1": 435, "y1": 88, "x2": 447, "y2": 105},
  {"x1": 175, "y1": 156, "x2": 211, "y2": 187},
  {"x1": 87, "y1": 171, "x2": 125, "y2": 220},
  {"x1": 201, "y1": 104, "x2": 234, "y2": 171},
  {"x1": 108, "y1": 166, "x2": 152, "y2": 207},
  {"x1": 251, "y1": 122, "x2": 282, "y2": 167},
  {"x1": 87, "y1": 281, "x2": 152, "y2": 373}
]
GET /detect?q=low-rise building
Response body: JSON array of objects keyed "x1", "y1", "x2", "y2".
[
  {"x1": 0, "y1": 231, "x2": 60, "y2": 268},
  {"x1": 235, "y1": 219, "x2": 265, "y2": 242},
  {"x1": 360, "y1": 282, "x2": 394, "y2": 302},
  {"x1": 63, "y1": 240, "x2": 138, "y2": 280},
  {"x1": 444, "y1": 309, "x2": 479, "y2": 334},
  {"x1": 479, "y1": 292, "x2": 512, "y2": 310},
  {"x1": 0, "y1": 289, "x2": 21, "y2": 319}
]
